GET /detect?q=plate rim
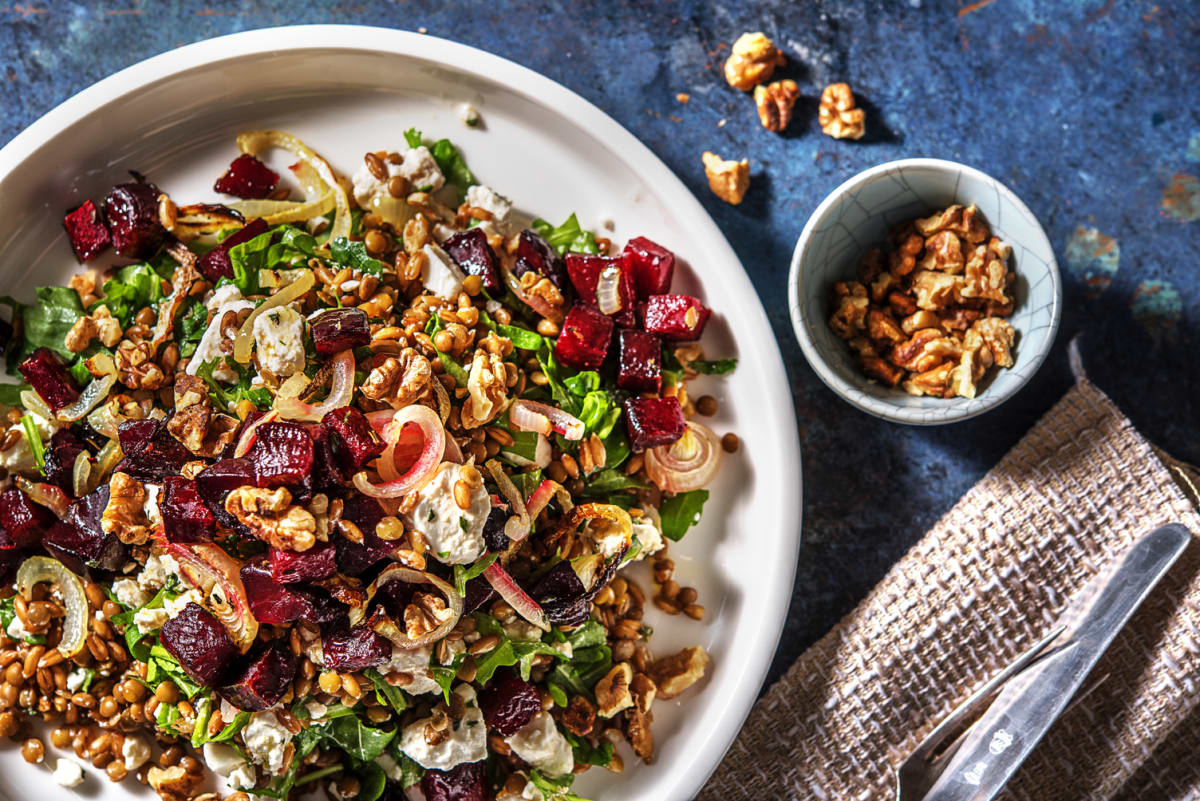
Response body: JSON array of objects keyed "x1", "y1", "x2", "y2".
[{"x1": 0, "y1": 25, "x2": 804, "y2": 799}]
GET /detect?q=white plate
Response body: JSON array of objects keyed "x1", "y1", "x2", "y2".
[{"x1": 0, "y1": 26, "x2": 802, "y2": 801}]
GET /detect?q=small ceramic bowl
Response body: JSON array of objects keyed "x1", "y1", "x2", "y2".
[{"x1": 788, "y1": 158, "x2": 1062, "y2": 425}]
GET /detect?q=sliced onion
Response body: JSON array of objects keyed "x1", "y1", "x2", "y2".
[
  {"x1": 18, "y1": 390, "x2": 53, "y2": 421},
  {"x1": 430, "y1": 376, "x2": 450, "y2": 424},
  {"x1": 55, "y1": 353, "x2": 117, "y2": 423},
  {"x1": 353, "y1": 404, "x2": 445, "y2": 498},
  {"x1": 644, "y1": 421, "x2": 722, "y2": 493},
  {"x1": 237, "y1": 131, "x2": 351, "y2": 244},
  {"x1": 16, "y1": 477, "x2": 69, "y2": 519},
  {"x1": 273, "y1": 350, "x2": 353, "y2": 424},
  {"x1": 525, "y1": 479, "x2": 573, "y2": 521},
  {"x1": 16, "y1": 556, "x2": 87, "y2": 657},
  {"x1": 443, "y1": 436, "x2": 464, "y2": 464},
  {"x1": 350, "y1": 564, "x2": 462, "y2": 650},
  {"x1": 163, "y1": 540, "x2": 259, "y2": 652},
  {"x1": 596, "y1": 265, "x2": 623, "y2": 315},
  {"x1": 485, "y1": 459, "x2": 531, "y2": 542},
  {"x1": 71, "y1": 451, "x2": 91, "y2": 499},
  {"x1": 171, "y1": 204, "x2": 246, "y2": 241},
  {"x1": 233, "y1": 268, "x2": 315, "y2": 364},
  {"x1": 91, "y1": 438, "x2": 123, "y2": 489},
  {"x1": 482, "y1": 562, "x2": 549, "y2": 631},
  {"x1": 550, "y1": 503, "x2": 633, "y2": 555},
  {"x1": 275, "y1": 373, "x2": 310, "y2": 400},
  {"x1": 508, "y1": 400, "x2": 584, "y2": 441},
  {"x1": 227, "y1": 194, "x2": 335, "y2": 226},
  {"x1": 233, "y1": 409, "x2": 280, "y2": 458}
]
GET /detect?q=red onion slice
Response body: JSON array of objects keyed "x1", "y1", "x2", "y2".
[
  {"x1": 274, "y1": 348, "x2": 355, "y2": 423},
  {"x1": 483, "y1": 562, "x2": 549, "y2": 631},
  {"x1": 644, "y1": 421, "x2": 722, "y2": 493},
  {"x1": 508, "y1": 400, "x2": 585, "y2": 441},
  {"x1": 162, "y1": 539, "x2": 259, "y2": 652},
  {"x1": 525, "y1": 479, "x2": 574, "y2": 521},
  {"x1": 350, "y1": 564, "x2": 463, "y2": 650},
  {"x1": 353, "y1": 404, "x2": 446, "y2": 498}
]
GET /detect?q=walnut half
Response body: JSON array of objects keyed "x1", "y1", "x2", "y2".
[
  {"x1": 754, "y1": 79, "x2": 800, "y2": 133},
  {"x1": 595, "y1": 662, "x2": 635, "y2": 718},
  {"x1": 101, "y1": 472, "x2": 152, "y2": 546},
  {"x1": 818, "y1": 82, "x2": 866, "y2": 140},
  {"x1": 225, "y1": 486, "x2": 317, "y2": 552},
  {"x1": 648, "y1": 645, "x2": 709, "y2": 699},
  {"x1": 723, "y1": 32, "x2": 786, "y2": 91},
  {"x1": 701, "y1": 152, "x2": 750, "y2": 206}
]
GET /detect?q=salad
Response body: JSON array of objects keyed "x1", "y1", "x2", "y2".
[{"x1": 0, "y1": 127, "x2": 736, "y2": 801}]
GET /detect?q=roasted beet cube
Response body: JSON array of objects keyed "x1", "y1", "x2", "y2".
[
  {"x1": 643, "y1": 294, "x2": 711, "y2": 341},
  {"x1": 421, "y1": 761, "x2": 488, "y2": 801},
  {"x1": 213, "y1": 154, "x2": 279, "y2": 200},
  {"x1": 515, "y1": 229, "x2": 569, "y2": 294},
  {"x1": 218, "y1": 640, "x2": 297, "y2": 711},
  {"x1": 322, "y1": 626, "x2": 391, "y2": 671},
  {"x1": 250, "y1": 422, "x2": 314, "y2": 487},
  {"x1": 623, "y1": 236, "x2": 676, "y2": 296},
  {"x1": 42, "y1": 428, "x2": 92, "y2": 495},
  {"x1": 160, "y1": 602, "x2": 238, "y2": 686},
  {"x1": 481, "y1": 505, "x2": 509, "y2": 553},
  {"x1": 270, "y1": 540, "x2": 337, "y2": 584},
  {"x1": 196, "y1": 218, "x2": 268, "y2": 283},
  {"x1": 479, "y1": 672, "x2": 541, "y2": 735},
  {"x1": 554, "y1": 304, "x2": 614, "y2": 370},
  {"x1": 334, "y1": 493, "x2": 391, "y2": 575},
  {"x1": 310, "y1": 308, "x2": 370, "y2": 356},
  {"x1": 617, "y1": 330, "x2": 662, "y2": 393},
  {"x1": 307, "y1": 425, "x2": 344, "y2": 489},
  {"x1": 63, "y1": 200, "x2": 111, "y2": 262},
  {"x1": 115, "y1": 419, "x2": 193, "y2": 481},
  {"x1": 0, "y1": 488, "x2": 53, "y2": 549},
  {"x1": 44, "y1": 485, "x2": 127, "y2": 571},
  {"x1": 322, "y1": 408, "x2": 385, "y2": 471},
  {"x1": 19, "y1": 349, "x2": 79, "y2": 413},
  {"x1": 103, "y1": 181, "x2": 166, "y2": 260},
  {"x1": 623, "y1": 396, "x2": 685, "y2": 451},
  {"x1": 195, "y1": 458, "x2": 256, "y2": 529},
  {"x1": 565, "y1": 253, "x2": 637, "y2": 326},
  {"x1": 443, "y1": 228, "x2": 502, "y2": 293},
  {"x1": 462, "y1": 576, "x2": 496, "y2": 615},
  {"x1": 161, "y1": 476, "x2": 215, "y2": 542},
  {"x1": 242, "y1": 556, "x2": 325, "y2": 624}
]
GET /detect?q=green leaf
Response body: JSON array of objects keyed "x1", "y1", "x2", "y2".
[
  {"x1": 322, "y1": 715, "x2": 396, "y2": 762},
  {"x1": 20, "y1": 415, "x2": 44, "y2": 471},
  {"x1": 583, "y1": 468, "x2": 647, "y2": 495},
  {"x1": 425, "y1": 315, "x2": 469, "y2": 386},
  {"x1": 174, "y1": 298, "x2": 209, "y2": 359},
  {"x1": 689, "y1": 357, "x2": 738, "y2": 375},
  {"x1": 0, "y1": 383, "x2": 28, "y2": 406},
  {"x1": 497, "y1": 323, "x2": 545, "y2": 351},
  {"x1": 329, "y1": 237, "x2": 385, "y2": 277},
  {"x1": 529, "y1": 769, "x2": 593, "y2": 801},
  {"x1": 364, "y1": 668, "x2": 408, "y2": 715},
  {"x1": 546, "y1": 682, "x2": 568, "y2": 708},
  {"x1": 358, "y1": 760, "x2": 387, "y2": 801},
  {"x1": 403, "y1": 128, "x2": 423, "y2": 149},
  {"x1": 658, "y1": 489, "x2": 710, "y2": 541},
  {"x1": 660, "y1": 346, "x2": 684, "y2": 388},
  {"x1": 499, "y1": 430, "x2": 544, "y2": 468},
  {"x1": 22, "y1": 286, "x2": 84, "y2": 359},
  {"x1": 564, "y1": 729, "x2": 613, "y2": 768},
  {"x1": 390, "y1": 749, "x2": 425, "y2": 788},
  {"x1": 453, "y1": 553, "x2": 498, "y2": 597},
  {"x1": 94, "y1": 262, "x2": 168, "y2": 327},
  {"x1": 430, "y1": 138, "x2": 476, "y2": 195},
  {"x1": 530, "y1": 213, "x2": 599, "y2": 256},
  {"x1": 228, "y1": 228, "x2": 276, "y2": 294},
  {"x1": 565, "y1": 621, "x2": 607, "y2": 651},
  {"x1": 563, "y1": 371, "x2": 601, "y2": 396}
]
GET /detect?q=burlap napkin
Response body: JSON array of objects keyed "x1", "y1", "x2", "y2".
[{"x1": 699, "y1": 373, "x2": 1200, "y2": 801}]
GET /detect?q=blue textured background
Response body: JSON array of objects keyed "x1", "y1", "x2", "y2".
[{"x1": 0, "y1": 1, "x2": 1196, "y2": 690}]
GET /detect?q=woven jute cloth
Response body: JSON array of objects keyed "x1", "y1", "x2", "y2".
[{"x1": 699, "y1": 376, "x2": 1200, "y2": 801}]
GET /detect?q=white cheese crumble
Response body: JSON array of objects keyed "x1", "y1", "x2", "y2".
[
  {"x1": 304, "y1": 700, "x2": 328, "y2": 720},
  {"x1": 244, "y1": 710, "x2": 294, "y2": 774},
  {"x1": 502, "y1": 619, "x2": 543, "y2": 643},
  {"x1": 122, "y1": 736, "x2": 151, "y2": 771},
  {"x1": 52, "y1": 758, "x2": 85, "y2": 787},
  {"x1": 521, "y1": 780, "x2": 545, "y2": 801},
  {"x1": 631, "y1": 518, "x2": 665, "y2": 560},
  {"x1": 143, "y1": 484, "x2": 163, "y2": 529},
  {"x1": 459, "y1": 103, "x2": 480, "y2": 127},
  {"x1": 0, "y1": 411, "x2": 56, "y2": 472},
  {"x1": 187, "y1": 293, "x2": 255, "y2": 384},
  {"x1": 252, "y1": 305, "x2": 307, "y2": 378},
  {"x1": 112, "y1": 578, "x2": 149, "y2": 609},
  {"x1": 403, "y1": 463, "x2": 489, "y2": 565},
  {"x1": 465, "y1": 185, "x2": 512, "y2": 229},
  {"x1": 65, "y1": 667, "x2": 90, "y2": 693},
  {"x1": 132, "y1": 607, "x2": 167, "y2": 635},
  {"x1": 375, "y1": 752, "x2": 403, "y2": 782},
  {"x1": 399, "y1": 685, "x2": 486, "y2": 771},
  {"x1": 138, "y1": 553, "x2": 182, "y2": 591},
  {"x1": 385, "y1": 644, "x2": 440, "y2": 696},
  {"x1": 397, "y1": 146, "x2": 445, "y2": 192},
  {"x1": 164, "y1": 588, "x2": 204, "y2": 619},
  {"x1": 504, "y1": 711, "x2": 574, "y2": 778},
  {"x1": 421, "y1": 243, "x2": 466, "y2": 301},
  {"x1": 203, "y1": 741, "x2": 248, "y2": 777},
  {"x1": 5, "y1": 615, "x2": 31, "y2": 642}
]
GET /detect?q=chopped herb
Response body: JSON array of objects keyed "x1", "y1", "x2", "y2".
[
  {"x1": 689, "y1": 357, "x2": 738, "y2": 375},
  {"x1": 458, "y1": 516, "x2": 469, "y2": 532},
  {"x1": 329, "y1": 237, "x2": 385, "y2": 277}
]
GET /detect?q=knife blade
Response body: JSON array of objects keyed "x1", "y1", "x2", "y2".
[{"x1": 922, "y1": 523, "x2": 1192, "y2": 801}]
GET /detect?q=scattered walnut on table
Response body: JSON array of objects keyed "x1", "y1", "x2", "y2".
[
  {"x1": 818, "y1": 82, "x2": 866, "y2": 140},
  {"x1": 754, "y1": 79, "x2": 800, "y2": 132},
  {"x1": 723, "y1": 32, "x2": 786, "y2": 91},
  {"x1": 701, "y1": 151, "x2": 751, "y2": 205}
]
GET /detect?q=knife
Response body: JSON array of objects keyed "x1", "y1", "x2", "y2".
[{"x1": 922, "y1": 523, "x2": 1192, "y2": 801}]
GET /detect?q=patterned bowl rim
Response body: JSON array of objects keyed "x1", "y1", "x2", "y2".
[{"x1": 787, "y1": 157, "x2": 1062, "y2": 425}]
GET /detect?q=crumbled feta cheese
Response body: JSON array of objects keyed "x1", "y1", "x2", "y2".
[
  {"x1": 244, "y1": 710, "x2": 294, "y2": 774},
  {"x1": 0, "y1": 411, "x2": 57, "y2": 472},
  {"x1": 384, "y1": 644, "x2": 440, "y2": 695},
  {"x1": 502, "y1": 619, "x2": 543, "y2": 643},
  {"x1": 5, "y1": 615, "x2": 31, "y2": 642},
  {"x1": 203, "y1": 742, "x2": 249, "y2": 778},
  {"x1": 122, "y1": 736, "x2": 151, "y2": 771},
  {"x1": 304, "y1": 700, "x2": 328, "y2": 720},
  {"x1": 521, "y1": 780, "x2": 545, "y2": 801},
  {"x1": 459, "y1": 103, "x2": 480, "y2": 127},
  {"x1": 399, "y1": 685, "x2": 486, "y2": 770},
  {"x1": 52, "y1": 758, "x2": 85, "y2": 787},
  {"x1": 552, "y1": 640, "x2": 573, "y2": 659},
  {"x1": 138, "y1": 553, "x2": 181, "y2": 591},
  {"x1": 252, "y1": 305, "x2": 307, "y2": 378},
  {"x1": 421, "y1": 243, "x2": 466, "y2": 301},
  {"x1": 187, "y1": 294, "x2": 255, "y2": 384},
  {"x1": 397, "y1": 146, "x2": 444, "y2": 192},
  {"x1": 132, "y1": 606, "x2": 168, "y2": 635},
  {"x1": 143, "y1": 484, "x2": 163, "y2": 529},
  {"x1": 432, "y1": 222, "x2": 457, "y2": 244},
  {"x1": 440, "y1": 637, "x2": 466, "y2": 664},
  {"x1": 206, "y1": 284, "x2": 245, "y2": 314},
  {"x1": 595, "y1": 525, "x2": 631, "y2": 560},
  {"x1": 465, "y1": 185, "x2": 512, "y2": 228},
  {"x1": 375, "y1": 753, "x2": 402, "y2": 782},
  {"x1": 630, "y1": 508, "x2": 665, "y2": 561},
  {"x1": 112, "y1": 578, "x2": 149, "y2": 609},
  {"x1": 164, "y1": 589, "x2": 204, "y2": 619},
  {"x1": 403, "y1": 463, "x2": 489, "y2": 565},
  {"x1": 65, "y1": 667, "x2": 89, "y2": 692},
  {"x1": 228, "y1": 763, "x2": 257, "y2": 790},
  {"x1": 505, "y1": 711, "x2": 574, "y2": 778}
]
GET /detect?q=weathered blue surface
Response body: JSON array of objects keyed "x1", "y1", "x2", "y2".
[{"x1": 0, "y1": 0, "x2": 1196, "y2": 688}]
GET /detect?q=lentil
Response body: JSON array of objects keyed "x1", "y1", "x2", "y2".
[
  {"x1": 721, "y1": 432, "x2": 740, "y2": 453},
  {"x1": 696, "y1": 394, "x2": 719, "y2": 416}
]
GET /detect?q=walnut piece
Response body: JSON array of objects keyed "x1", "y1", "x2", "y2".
[
  {"x1": 829, "y1": 281, "x2": 869, "y2": 338},
  {"x1": 65, "y1": 307, "x2": 122, "y2": 353},
  {"x1": 561, "y1": 695, "x2": 597, "y2": 737},
  {"x1": 518, "y1": 272, "x2": 565, "y2": 316},
  {"x1": 624, "y1": 707, "x2": 654, "y2": 763},
  {"x1": 225, "y1": 486, "x2": 317, "y2": 551},
  {"x1": 115, "y1": 339, "x2": 166, "y2": 390},
  {"x1": 101, "y1": 472, "x2": 151, "y2": 545},
  {"x1": 147, "y1": 765, "x2": 201, "y2": 801},
  {"x1": 630, "y1": 672, "x2": 657, "y2": 714},
  {"x1": 460, "y1": 347, "x2": 508, "y2": 429},
  {"x1": 595, "y1": 662, "x2": 635, "y2": 718},
  {"x1": 701, "y1": 152, "x2": 750, "y2": 205},
  {"x1": 167, "y1": 375, "x2": 238, "y2": 457},
  {"x1": 723, "y1": 32, "x2": 785, "y2": 91},
  {"x1": 361, "y1": 348, "x2": 431, "y2": 408},
  {"x1": 403, "y1": 591, "x2": 453, "y2": 639},
  {"x1": 918, "y1": 230, "x2": 965, "y2": 274},
  {"x1": 648, "y1": 645, "x2": 709, "y2": 699},
  {"x1": 819, "y1": 82, "x2": 866, "y2": 140},
  {"x1": 973, "y1": 317, "x2": 1015, "y2": 368},
  {"x1": 915, "y1": 204, "x2": 988, "y2": 243},
  {"x1": 754, "y1": 79, "x2": 800, "y2": 132},
  {"x1": 849, "y1": 337, "x2": 903, "y2": 387}
]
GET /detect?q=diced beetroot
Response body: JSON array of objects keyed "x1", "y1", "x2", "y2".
[
  {"x1": 195, "y1": 458, "x2": 256, "y2": 530},
  {"x1": 479, "y1": 671, "x2": 541, "y2": 735},
  {"x1": 515, "y1": 229, "x2": 569, "y2": 294},
  {"x1": 0, "y1": 548, "x2": 26, "y2": 585},
  {"x1": 241, "y1": 556, "x2": 326, "y2": 624},
  {"x1": 617, "y1": 330, "x2": 662, "y2": 393},
  {"x1": 481, "y1": 505, "x2": 508, "y2": 553},
  {"x1": 443, "y1": 228, "x2": 502, "y2": 293},
  {"x1": 270, "y1": 540, "x2": 337, "y2": 584},
  {"x1": 218, "y1": 640, "x2": 297, "y2": 711},
  {"x1": 334, "y1": 493, "x2": 391, "y2": 575},
  {"x1": 643, "y1": 294, "x2": 712, "y2": 341},
  {"x1": 421, "y1": 762, "x2": 488, "y2": 801},
  {"x1": 623, "y1": 236, "x2": 676, "y2": 296},
  {"x1": 196, "y1": 218, "x2": 268, "y2": 283},
  {"x1": 322, "y1": 408, "x2": 385, "y2": 471},
  {"x1": 565, "y1": 253, "x2": 637, "y2": 326},
  {"x1": 307, "y1": 425, "x2": 344, "y2": 490},
  {"x1": 63, "y1": 200, "x2": 111, "y2": 262},
  {"x1": 213, "y1": 154, "x2": 279, "y2": 200},
  {"x1": 103, "y1": 182, "x2": 166, "y2": 260},
  {"x1": 44, "y1": 485, "x2": 128, "y2": 571},
  {"x1": 322, "y1": 626, "x2": 391, "y2": 671},
  {"x1": 310, "y1": 308, "x2": 369, "y2": 356},
  {"x1": 554, "y1": 304, "x2": 614, "y2": 370},
  {"x1": 0, "y1": 488, "x2": 53, "y2": 549},
  {"x1": 42, "y1": 428, "x2": 92, "y2": 495},
  {"x1": 623, "y1": 396, "x2": 685, "y2": 451},
  {"x1": 160, "y1": 602, "x2": 238, "y2": 686},
  {"x1": 463, "y1": 576, "x2": 496, "y2": 615},
  {"x1": 250, "y1": 422, "x2": 314, "y2": 487},
  {"x1": 115, "y1": 419, "x2": 193, "y2": 481},
  {"x1": 161, "y1": 476, "x2": 215, "y2": 542},
  {"x1": 19, "y1": 349, "x2": 79, "y2": 413}
]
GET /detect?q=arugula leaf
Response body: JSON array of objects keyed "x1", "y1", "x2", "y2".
[
  {"x1": 322, "y1": 715, "x2": 396, "y2": 762},
  {"x1": 453, "y1": 553, "x2": 498, "y2": 597},
  {"x1": 0, "y1": 596, "x2": 46, "y2": 644},
  {"x1": 510, "y1": 468, "x2": 545, "y2": 501},
  {"x1": 174, "y1": 298, "x2": 208, "y2": 359},
  {"x1": 228, "y1": 229, "x2": 275, "y2": 295},
  {"x1": 497, "y1": 323, "x2": 545, "y2": 351},
  {"x1": 19, "y1": 415, "x2": 44, "y2": 471},
  {"x1": 95, "y1": 262, "x2": 167, "y2": 327},
  {"x1": 21, "y1": 286, "x2": 84, "y2": 359},
  {"x1": 546, "y1": 682, "x2": 568, "y2": 708},
  {"x1": 146, "y1": 643, "x2": 206, "y2": 700},
  {"x1": 403, "y1": 128, "x2": 423, "y2": 149},
  {"x1": 583, "y1": 468, "x2": 647, "y2": 495},
  {"x1": 329, "y1": 237, "x2": 385, "y2": 277},
  {"x1": 499, "y1": 430, "x2": 544, "y2": 467},
  {"x1": 430, "y1": 138, "x2": 475, "y2": 197},
  {"x1": 565, "y1": 621, "x2": 607, "y2": 651},
  {"x1": 387, "y1": 748, "x2": 426, "y2": 788},
  {"x1": 658, "y1": 489, "x2": 709, "y2": 541},
  {"x1": 357, "y1": 759, "x2": 387, "y2": 801},
  {"x1": 531, "y1": 213, "x2": 599, "y2": 256},
  {"x1": 564, "y1": 729, "x2": 613, "y2": 768},
  {"x1": 364, "y1": 668, "x2": 408, "y2": 715},
  {"x1": 529, "y1": 769, "x2": 594, "y2": 801},
  {"x1": 0, "y1": 382, "x2": 27, "y2": 406},
  {"x1": 689, "y1": 357, "x2": 738, "y2": 375},
  {"x1": 563, "y1": 371, "x2": 601, "y2": 396},
  {"x1": 536, "y1": 339, "x2": 576, "y2": 411},
  {"x1": 425, "y1": 315, "x2": 469, "y2": 386},
  {"x1": 600, "y1": 425, "x2": 630, "y2": 471},
  {"x1": 195, "y1": 359, "x2": 271, "y2": 414}
]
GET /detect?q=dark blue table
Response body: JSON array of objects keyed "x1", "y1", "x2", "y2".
[{"x1": 2, "y1": 1, "x2": 1196, "y2": 689}]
